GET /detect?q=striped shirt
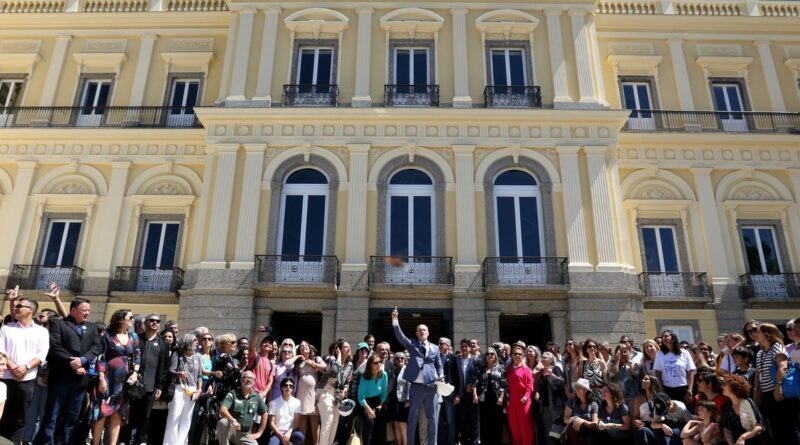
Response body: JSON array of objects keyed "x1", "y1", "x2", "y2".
[{"x1": 756, "y1": 342, "x2": 787, "y2": 392}]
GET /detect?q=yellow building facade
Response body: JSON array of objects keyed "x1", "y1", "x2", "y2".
[{"x1": 1, "y1": 0, "x2": 799, "y2": 349}]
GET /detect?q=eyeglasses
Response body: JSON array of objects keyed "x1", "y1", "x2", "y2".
[
  {"x1": 124, "y1": 315, "x2": 134, "y2": 320},
  {"x1": 282, "y1": 350, "x2": 292, "y2": 354},
  {"x1": 747, "y1": 328, "x2": 759, "y2": 334},
  {"x1": 147, "y1": 319, "x2": 161, "y2": 324},
  {"x1": 13, "y1": 304, "x2": 31, "y2": 310},
  {"x1": 282, "y1": 384, "x2": 294, "y2": 389},
  {"x1": 203, "y1": 337, "x2": 213, "y2": 341},
  {"x1": 486, "y1": 352, "x2": 496, "y2": 356},
  {"x1": 586, "y1": 345, "x2": 597, "y2": 349}
]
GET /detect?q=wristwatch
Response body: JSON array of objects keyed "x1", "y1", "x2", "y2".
[{"x1": 25, "y1": 363, "x2": 33, "y2": 370}]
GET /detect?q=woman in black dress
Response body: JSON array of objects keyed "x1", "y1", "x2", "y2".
[{"x1": 478, "y1": 347, "x2": 507, "y2": 445}]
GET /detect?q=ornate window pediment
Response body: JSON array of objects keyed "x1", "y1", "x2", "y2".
[
  {"x1": 381, "y1": 8, "x2": 444, "y2": 39},
  {"x1": 285, "y1": 8, "x2": 349, "y2": 38},
  {"x1": 475, "y1": 9, "x2": 539, "y2": 40}
]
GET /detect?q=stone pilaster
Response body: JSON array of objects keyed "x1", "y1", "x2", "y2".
[
  {"x1": 586, "y1": 14, "x2": 607, "y2": 106},
  {"x1": 335, "y1": 295, "x2": 370, "y2": 345},
  {"x1": 451, "y1": 8, "x2": 472, "y2": 108},
  {"x1": 453, "y1": 294, "x2": 486, "y2": 347},
  {"x1": 217, "y1": 15, "x2": 238, "y2": 103},
  {"x1": 0, "y1": 161, "x2": 37, "y2": 279},
  {"x1": 128, "y1": 33, "x2": 157, "y2": 107},
  {"x1": 557, "y1": 146, "x2": 592, "y2": 272},
  {"x1": 352, "y1": 7, "x2": 373, "y2": 107},
  {"x1": 226, "y1": 8, "x2": 256, "y2": 102},
  {"x1": 569, "y1": 10, "x2": 598, "y2": 106},
  {"x1": 754, "y1": 40, "x2": 785, "y2": 111},
  {"x1": 202, "y1": 144, "x2": 239, "y2": 267},
  {"x1": 545, "y1": 10, "x2": 571, "y2": 105},
  {"x1": 342, "y1": 144, "x2": 370, "y2": 290},
  {"x1": 189, "y1": 156, "x2": 215, "y2": 266},
  {"x1": 666, "y1": 39, "x2": 695, "y2": 110},
  {"x1": 550, "y1": 310, "x2": 568, "y2": 346},
  {"x1": 38, "y1": 34, "x2": 71, "y2": 107},
  {"x1": 321, "y1": 309, "x2": 337, "y2": 351},
  {"x1": 231, "y1": 144, "x2": 266, "y2": 268},
  {"x1": 584, "y1": 146, "x2": 619, "y2": 271},
  {"x1": 485, "y1": 311, "x2": 501, "y2": 347},
  {"x1": 253, "y1": 8, "x2": 281, "y2": 105},
  {"x1": 453, "y1": 145, "x2": 478, "y2": 267},
  {"x1": 691, "y1": 168, "x2": 735, "y2": 294}
]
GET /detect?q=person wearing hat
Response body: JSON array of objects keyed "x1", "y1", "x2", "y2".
[
  {"x1": 633, "y1": 392, "x2": 691, "y2": 445},
  {"x1": 563, "y1": 377, "x2": 599, "y2": 445},
  {"x1": 391, "y1": 307, "x2": 443, "y2": 445},
  {"x1": 507, "y1": 342, "x2": 535, "y2": 445}
]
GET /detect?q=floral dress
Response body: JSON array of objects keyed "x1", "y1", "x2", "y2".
[{"x1": 92, "y1": 332, "x2": 141, "y2": 423}]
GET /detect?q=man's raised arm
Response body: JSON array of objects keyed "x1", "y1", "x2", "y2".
[{"x1": 391, "y1": 307, "x2": 413, "y2": 350}]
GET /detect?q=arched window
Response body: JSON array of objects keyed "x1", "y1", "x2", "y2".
[
  {"x1": 493, "y1": 170, "x2": 543, "y2": 259},
  {"x1": 278, "y1": 168, "x2": 329, "y2": 259},
  {"x1": 387, "y1": 168, "x2": 434, "y2": 257}
]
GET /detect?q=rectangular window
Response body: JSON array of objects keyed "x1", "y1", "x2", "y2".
[
  {"x1": 169, "y1": 79, "x2": 199, "y2": 112},
  {"x1": 662, "y1": 325, "x2": 695, "y2": 344},
  {"x1": 0, "y1": 79, "x2": 23, "y2": 108},
  {"x1": 76, "y1": 78, "x2": 112, "y2": 127},
  {"x1": 711, "y1": 82, "x2": 747, "y2": 131},
  {"x1": 42, "y1": 220, "x2": 82, "y2": 267},
  {"x1": 621, "y1": 81, "x2": 653, "y2": 117},
  {"x1": 140, "y1": 222, "x2": 180, "y2": 269},
  {"x1": 297, "y1": 47, "x2": 333, "y2": 88},
  {"x1": 641, "y1": 226, "x2": 680, "y2": 273},
  {"x1": 394, "y1": 48, "x2": 429, "y2": 86},
  {"x1": 741, "y1": 226, "x2": 782, "y2": 274},
  {"x1": 490, "y1": 49, "x2": 526, "y2": 87}
]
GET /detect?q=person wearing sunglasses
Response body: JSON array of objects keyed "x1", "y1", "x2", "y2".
[
  {"x1": 358, "y1": 355, "x2": 389, "y2": 445},
  {"x1": 266, "y1": 377, "x2": 304, "y2": 445},
  {"x1": 0, "y1": 290, "x2": 49, "y2": 444}
]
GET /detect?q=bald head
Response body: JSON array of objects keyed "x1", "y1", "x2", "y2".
[{"x1": 416, "y1": 324, "x2": 429, "y2": 342}]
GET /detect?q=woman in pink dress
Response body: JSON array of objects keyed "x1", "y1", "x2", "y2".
[{"x1": 507, "y1": 342, "x2": 535, "y2": 445}]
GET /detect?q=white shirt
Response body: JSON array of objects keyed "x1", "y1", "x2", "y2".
[
  {"x1": 0, "y1": 321, "x2": 50, "y2": 381},
  {"x1": 268, "y1": 396, "x2": 301, "y2": 435},
  {"x1": 653, "y1": 349, "x2": 696, "y2": 388}
]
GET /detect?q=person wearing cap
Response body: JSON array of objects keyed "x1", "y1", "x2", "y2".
[
  {"x1": 507, "y1": 342, "x2": 535, "y2": 445},
  {"x1": 632, "y1": 392, "x2": 691, "y2": 445},
  {"x1": 563, "y1": 377, "x2": 599, "y2": 445},
  {"x1": 391, "y1": 307, "x2": 443, "y2": 445}
]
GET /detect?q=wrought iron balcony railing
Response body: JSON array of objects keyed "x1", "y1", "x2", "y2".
[
  {"x1": 0, "y1": 106, "x2": 201, "y2": 128},
  {"x1": 282, "y1": 84, "x2": 339, "y2": 107},
  {"x1": 369, "y1": 256, "x2": 453, "y2": 286},
  {"x1": 7, "y1": 264, "x2": 83, "y2": 292},
  {"x1": 483, "y1": 86, "x2": 543, "y2": 108},
  {"x1": 384, "y1": 85, "x2": 440, "y2": 107},
  {"x1": 740, "y1": 273, "x2": 800, "y2": 299},
  {"x1": 482, "y1": 257, "x2": 569, "y2": 287},
  {"x1": 254, "y1": 255, "x2": 340, "y2": 286},
  {"x1": 638, "y1": 272, "x2": 712, "y2": 299},
  {"x1": 621, "y1": 110, "x2": 800, "y2": 134},
  {"x1": 111, "y1": 266, "x2": 184, "y2": 293}
]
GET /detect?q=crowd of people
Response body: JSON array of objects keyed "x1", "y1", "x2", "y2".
[{"x1": 0, "y1": 287, "x2": 798, "y2": 445}]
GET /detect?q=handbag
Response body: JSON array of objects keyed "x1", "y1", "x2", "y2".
[
  {"x1": 126, "y1": 356, "x2": 146, "y2": 400},
  {"x1": 770, "y1": 356, "x2": 800, "y2": 399},
  {"x1": 347, "y1": 417, "x2": 362, "y2": 445},
  {"x1": 548, "y1": 422, "x2": 567, "y2": 440}
]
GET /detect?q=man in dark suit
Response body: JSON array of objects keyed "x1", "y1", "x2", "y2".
[
  {"x1": 34, "y1": 297, "x2": 99, "y2": 445},
  {"x1": 392, "y1": 307, "x2": 442, "y2": 445},
  {"x1": 456, "y1": 339, "x2": 481, "y2": 445},
  {"x1": 437, "y1": 337, "x2": 461, "y2": 445}
]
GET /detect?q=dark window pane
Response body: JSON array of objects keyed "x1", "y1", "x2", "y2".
[
  {"x1": 298, "y1": 50, "x2": 316, "y2": 85},
  {"x1": 758, "y1": 228, "x2": 780, "y2": 274},
  {"x1": 494, "y1": 170, "x2": 536, "y2": 186},
  {"x1": 280, "y1": 195, "x2": 304, "y2": 255},
  {"x1": 0, "y1": 83, "x2": 9, "y2": 107},
  {"x1": 636, "y1": 84, "x2": 652, "y2": 118},
  {"x1": 286, "y1": 168, "x2": 328, "y2": 184},
  {"x1": 622, "y1": 84, "x2": 636, "y2": 110},
  {"x1": 496, "y1": 197, "x2": 518, "y2": 257},
  {"x1": 160, "y1": 223, "x2": 179, "y2": 268},
  {"x1": 712, "y1": 85, "x2": 728, "y2": 111},
  {"x1": 492, "y1": 51, "x2": 507, "y2": 85},
  {"x1": 642, "y1": 227, "x2": 661, "y2": 272},
  {"x1": 141, "y1": 224, "x2": 162, "y2": 269},
  {"x1": 413, "y1": 196, "x2": 432, "y2": 257},
  {"x1": 316, "y1": 50, "x2": 332, "y2": 85},
  {"x1": 396, "y1": 50, "x2": 410, "y2": 84},
  {"x1": 519, "y1": 197, "x2": 541, "y2": 257},
  {"x1": 82, "y1": 82, "x2": 98, "y2": 109},
  {"x1": 96, "y1": 83, "x2": 110, "y2": 114},
  {"x1": 43, "y1": 222, "x2": 66, "y2": 266},
  {"x1": 390, "y1": 169, "x2": 432, "y2": 185},
  {"x1": 61, "y1": 222, "x2": 82, "y2": 267},
  {"x1": 659, "y1": 228, "x2": 679, "y2": 273},
  {"x1": 390, "y1": 196, "x2": 409, "y2": 256},
  {"x1": 413, "y1": 50, "x2": 428, "y2": 85},
  {"x1": 304, "y1": 195, "x2": 326, "y2": 256},
  {"x1": 171, "y1": 82, "x2": 186, "y2": 107},
  {"x1": 508, "y1": 50, "x2": 525, "y2": 86},
  {"x1": 7, "y1": 82, "x2": 20, "y2": 107},
  {"x1": 185, "y1": 82, "x2": 199, "y2": 108},
  {"x1": 741, "y1": 228, "x2": 762, "y2": 274},
  {"x1": 726, "y1": 86, "x2": 743, "y2": 112}
]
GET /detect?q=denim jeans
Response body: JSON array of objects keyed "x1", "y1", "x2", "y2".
[{"x1": 33, "y1": 381, "x2": 85, "y2": 445}]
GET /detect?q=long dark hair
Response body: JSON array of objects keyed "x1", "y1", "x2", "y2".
[
  {"x1": 660, "y1": 330, "x2": 681, "y2": 355},
  {"x1": 107, "y1": 309, "x2": 131, "y2": 335},
  {"x1": 363, "y1": 354, "x2": 384, "y2": 380},
  {"x1": 742, "y1": 320, "x2": 760, "y2": 343}
]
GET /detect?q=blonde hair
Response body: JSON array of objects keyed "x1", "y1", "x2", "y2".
[{"x1": 216, "y1": 333, "x2": 237, "y2": 349}]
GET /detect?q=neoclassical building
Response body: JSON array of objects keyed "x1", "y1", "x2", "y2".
[{"x1": 1, "y1": 0, "x2": 799, "y2": 349}]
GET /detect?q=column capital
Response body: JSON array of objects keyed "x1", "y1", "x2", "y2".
[
  {"x1": 545, "y1": 8, "x2": 564, "y2": 16},
  {"x1": 583, "y1": 145, "x2": 609, "y2": 157},
  {"x1": 347, "y1": 143, "x2": 371, "y2": 153},
  {"x1": 452, "y1": 144, "x2": 476, "y2": 155},
  {"x1": 787, "y1": 168, "x2": 800, "y2": 178},
  {"x1": 140, "y1": 32, "x2": 157, "y2": 40},
  {"x1": 355, "y1": 6, "x2": 373, "y2": 14},
  {"x1": 691, "y1": 167, "x2": 713, "y2": 176},
  {"x1": 450, "y1": 7, "x2": 469, "y2": 14},
  {"x1": 207, "y1": 143, "x2": 240, "y2": 154},
  {"x1": 110, "y1": 161, "x2": 131, "y2": 170},
  {"x1": 754, "y1": 39, "x2": 771, "y2": 46},
  {"x1": 238, "y1": 6, "x2": 257, "y2": 14},
  {"x1": 263, "y1": 6, "x2": 281, "y2": 14},
  {"x1": 666, "y1": 37, "x2": 684, "y2": 45},
  {"x1": 321, "y1": 308, "x2": 337, "y2": 316},
  {"x1": 55, "y1": 33, "x2": 73, "y2": 41},
  {"x1": 557, "y1": 145, "x2": 581, "y2": 156},
  {"x1": 243, "y1": 143, "x2": 267, "y2": 153},
  {"x1": 549, "y1": 310, "x2": 567, "y2": 319}
]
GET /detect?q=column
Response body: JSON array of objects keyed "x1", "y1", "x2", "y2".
[
  {"x1": 128, "y1": 33, "x2": 157, "y2": 107},
  {"x1": 584, "y1": 146, "x2": 619, "y2": 270},
  {"x1": 217, "y1": 15, "x2": 238, "y2": 103},
  {"x1": 85, "y1": 163, "x2": 130, "y2": 283},
  {"x1": 586, "y1": 14, "x2": 607, "y2": 106},
  {"x1": 201, "y1": 144, "x2": 240, "y2": 267},
  {"x1": 344, "y1": 144, "x2": 370, "y2": 267},
  {"x1": 667, "y1": 38, "x2": 695, "y2": 110},
  {"x1": 691, "y1": 168, "x2": 735, "y2": 285},
  {"x1": 0, "y1": 161, "x2": 37, "y2": 276},
  {"x1": 453, "y1": 145, "x2": 478, "y2": 266},
  {"x1": 38, "y1": 34, "x2": 72, "y2": 106},
  {"x1": 189, "y1": 155, "x2": 215, "y2": 266},
  {"x1": 451, "y1": 8, "x2": 472, "y2": 108},
  {"x1": 557, "y1": 146, "x2": 592, "y2": 271},
  {"x1": 226, "y1": 8, "x2": 256, "y2": 102},
  {"x1": 352, "y1": 7, "x2": 373, "y2": 107},
  {"x1": 321, "y1": 309, "x2": 337, "y2": 353},
  {"x1": 569, "y1": 10, "x2": 597, "y2": 105},
  {"x1": 253, "y1": 8, "x2": 281, "y2": 105},
  {"x1": 545, "y1": 10, "x2": 571, "y2": 105},
  {"x1": 607, "y1": 153, "x2": 634, "y2": 269},
  {"x1": 232, "y1": 144, "x2": 266, "y2": 268},
  {"x1": 754, "y1": 40, "x2": 786, "y2": 112},
  {"x1": 485, "y1": 311, "x2": 501, "y2": 347},
  {"x1": 550, "y1": 310, "x2": 567, "y2": 347}
]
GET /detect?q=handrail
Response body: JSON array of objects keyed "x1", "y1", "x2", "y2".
[{"x1": 0, "y1": 106, "x2": 201, "y2": 128}]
